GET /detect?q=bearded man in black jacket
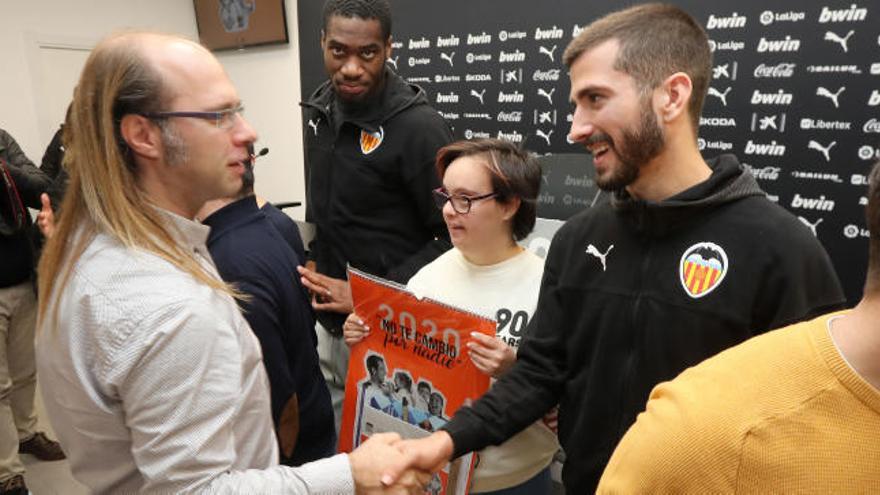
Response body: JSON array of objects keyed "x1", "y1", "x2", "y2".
[{"x1": 384, "y1": 4, "x2": 846, "y2": 492}]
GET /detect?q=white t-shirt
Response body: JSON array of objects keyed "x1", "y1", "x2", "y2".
[{"x1": 408, "y1": 248, "x2": 559, "y2": 492}]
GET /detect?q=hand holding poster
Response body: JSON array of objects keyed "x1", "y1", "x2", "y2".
[{"x1": 340, "y1": 267, "x2": 496, "y2": 494}]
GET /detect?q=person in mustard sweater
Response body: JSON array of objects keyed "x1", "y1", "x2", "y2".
[{"x1": 597, "y1": 163, "x2": 880, "y2": 492}]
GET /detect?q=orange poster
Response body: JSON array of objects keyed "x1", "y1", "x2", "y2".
[{"x1": 340, "y1": 268, "x2": 496, "y2": 494}]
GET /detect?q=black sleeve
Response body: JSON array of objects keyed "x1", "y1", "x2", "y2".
[
  {"x1": 442, "y1": 229, "x2": 570, "y2": 457},
  {"x1": 751, "y1": 218, "x2": 847, "y2": 333},
  {"x1": 235, "y1": 275, "x2": 296, "y2": 424},
  {"x1": 386, "y1": 112, "x2": 454, "y2": 283},
  {"x1": 0, "y1": 129, "x2": 50, "y2": 208},
  {"x1": 40, "y1": 127, "x2": 65, "y2": 180}
]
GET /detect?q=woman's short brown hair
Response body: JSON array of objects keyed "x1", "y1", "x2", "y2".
[{"x1": 435, "y1": 138, "x2": 541, "y2": 241}]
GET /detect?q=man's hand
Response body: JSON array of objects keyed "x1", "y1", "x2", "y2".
[
  {"x1": 542, "y1": 406, "x2": 559, "y2": 434},
  {"x1": 349, "y1": 433, "x2": 431, "y2": 494},
  {"x1": 466, "y1": 332, "x2": 517, "y2": 378},
  {"x1": 380, "y1": 431, "x2": 454, "y2": 487},
  {"x1": 36, "y1": 193, "x2": 56, "y2": 239},
  {"x1": 296, "y1": 264, "x2": 353, "y2": 313}
]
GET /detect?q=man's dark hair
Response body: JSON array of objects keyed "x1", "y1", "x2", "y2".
[
  {"x1": 417, "y1": 381, "x2": 431, "y2": 393},
  {"x1": 436, "y1": 138, "x2": 542, "y2": 241},
  {"x1": 366, "y1": 354, "x2": 384, "y2": 374},
  {"x1": 322, "y1": 0, "x2": 392, "y2": 40},
  {"x1": 563, "y1": 3, "x2": 711, "y2": 135},
  {"x1": 864, "y1": 161, "x2": 880, "y2": 294}
]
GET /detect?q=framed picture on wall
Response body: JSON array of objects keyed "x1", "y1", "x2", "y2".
[{"x1": 193, "y1": 0, "x2": 289, "y2": 51}]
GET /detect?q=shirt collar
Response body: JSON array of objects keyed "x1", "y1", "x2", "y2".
[{"x1": 155, "y1": 207, "x2": 212, "y2": 251}]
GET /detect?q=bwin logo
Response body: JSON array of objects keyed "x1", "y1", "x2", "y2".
[
  {"x1": 539, "y1": 45, "x2": 558, "y2": 62},
  {"x1": 869, "y1": 90, "x2": 880, "y2": 106},
  {"x1": 819, "y1": 4, "x2": 868, "y2": 23},
  {"x1": 757, "y1": 36, "x2": 801, "y2": 52},
  {"x1": 499, "y1": 50, "x2": 525, "y2": 63},
  {"x1": 745, "y1": 139, "x2": 786, "y2": 156},
  {"x1": 408, "y1": 37, "x2": 430, "y2": 49},
  {"x1": 712, "y1": 62, "x2": 738, "y2": 80},
  {"x1": 436, "y1": 92, "x2": 459, "y2": 104},
  {"x1": 824, "y1": 30, "x2": 855, "y2": 52},
  {"x1": 470, "y1": 89, "x2": 486, "y2": 105},
  {"x1": 791, "y1": 193, "x2": 835, "y2": 212},
  {"x1": 440, "y1": 52, "x2": 455, "y2": 67},
  {"x1": 808, "y1": 139, "x2": 837, "y2": 162},
  {"x1": 497, "y1": 130, "x2": 523, "y2": 143},
  {"x1": 751, "y1": 89, "x2": 793, "y2": 105},
  {"x1": 816, "y1": 86, "x2": 845, "y2": 108},
  {"x1": 538, "y1": 87, "x2": 555, "y2": 105},
  {"x1": 534, "y1": 25, "x2": 564, "y2": 40},
  {"x1": 797, "y1": 216, "x2": 823, "y2": 236},
  {"x1": 706, "y1": 12, "x2": 747, "y2": 29},
  {"x1": 708, "y1": 86, "x2": 732, "y2": 106},
  {"x1": 498, "y1": 91, "x2": 524, "y2": 103}
]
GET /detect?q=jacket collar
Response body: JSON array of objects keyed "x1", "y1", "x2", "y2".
[{"x1": 611, "y1": 154, "x2": 766, "y2": 237}]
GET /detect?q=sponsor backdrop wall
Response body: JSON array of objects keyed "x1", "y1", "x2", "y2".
[{"x1": 298, "y1": 0, "x2": 880, "y2": 305}]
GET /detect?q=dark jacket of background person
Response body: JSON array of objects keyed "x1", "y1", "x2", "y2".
[
  {"x1": 0, "y1": 128, "x2": 49, "y2": 287},
  {"x1": 204, "y1": 197, "x2": 336, "y2": 465},
  {"x1": 442, "y1": 154, "x2": 847, "y2": 491},
  {"x1": 39, "y1": 125, "x2": 68, "y2": 207},
  {"x1": 261, "y1": 202, "x2": 307, "y2": 266},
  {"x1": 301, "y1": 68, "x2": 453, "y2": 332}
]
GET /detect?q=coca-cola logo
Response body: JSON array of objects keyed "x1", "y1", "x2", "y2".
[
  {"x1": 753, "y1": 63, "x2": 796, "y2": 78},
  {"x1": 532, "y1": 69, "x2": 561, "y2": 82},
  {"x1": 497, "y1": 111, "x2": 523, "y2": 123},
  {"x1": 864, "y1": 118, "x2": 880, "y2": 133}
]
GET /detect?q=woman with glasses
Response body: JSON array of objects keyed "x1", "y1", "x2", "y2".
[{"x1": 344, "y1": 138, "x2": 558, "y2": 494}]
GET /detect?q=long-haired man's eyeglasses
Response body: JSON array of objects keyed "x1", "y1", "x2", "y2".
[
  {"x1": 432, "y1": 187, "x2": 497, "y2": 214},
  {"x1": 140, "y1": 104, "x2": 245, "y2": 129}
]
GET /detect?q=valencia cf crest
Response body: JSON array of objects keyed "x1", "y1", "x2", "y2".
[
  {"x1": 679, "y1": 242, "x2": 729, "y2": 299},
  {"x1": 359, "y1": 126, "x2": 384, "y2": 155}
]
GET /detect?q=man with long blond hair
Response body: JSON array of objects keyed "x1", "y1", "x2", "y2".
[{"x1": 35, "y1": 31, "x2": 427, "y2": 494}]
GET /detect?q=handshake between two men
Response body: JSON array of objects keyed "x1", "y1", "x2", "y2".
[{"x1": 355, "y1": 431, "x2": 454, "y2": 494}]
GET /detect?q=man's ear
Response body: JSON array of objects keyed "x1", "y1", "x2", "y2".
[
  {"x1": 119, "y1": 114, "x2": 162, "y2": 161},
  {"x1": 657, "y1": 72, "x2": 693, "y2": 123},
  {"x1": 320, "y1": 29, "x2": 326, "y2": 49},
  {"x1": 385, "y1": 35, "x2": 393, "y2": 59}
]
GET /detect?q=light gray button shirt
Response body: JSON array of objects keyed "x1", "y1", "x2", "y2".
[{"x1": 36, "y1": 210, "x2": 353, "y2": 494}]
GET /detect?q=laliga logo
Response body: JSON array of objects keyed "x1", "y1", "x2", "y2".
[
  {"x1": 859, "y1": 145, "x2": 880, "y2": 160},
  {"x1": 844, "y1": 224, "x2": 869, "y2": 239},
  {"x1": 759, "y1": 10, "x2": 806, "y2": 25}
]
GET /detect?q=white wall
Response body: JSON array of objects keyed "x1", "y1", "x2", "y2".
[{"x1": 1, "y1": 0, "x2": 307, "y2": 218}]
